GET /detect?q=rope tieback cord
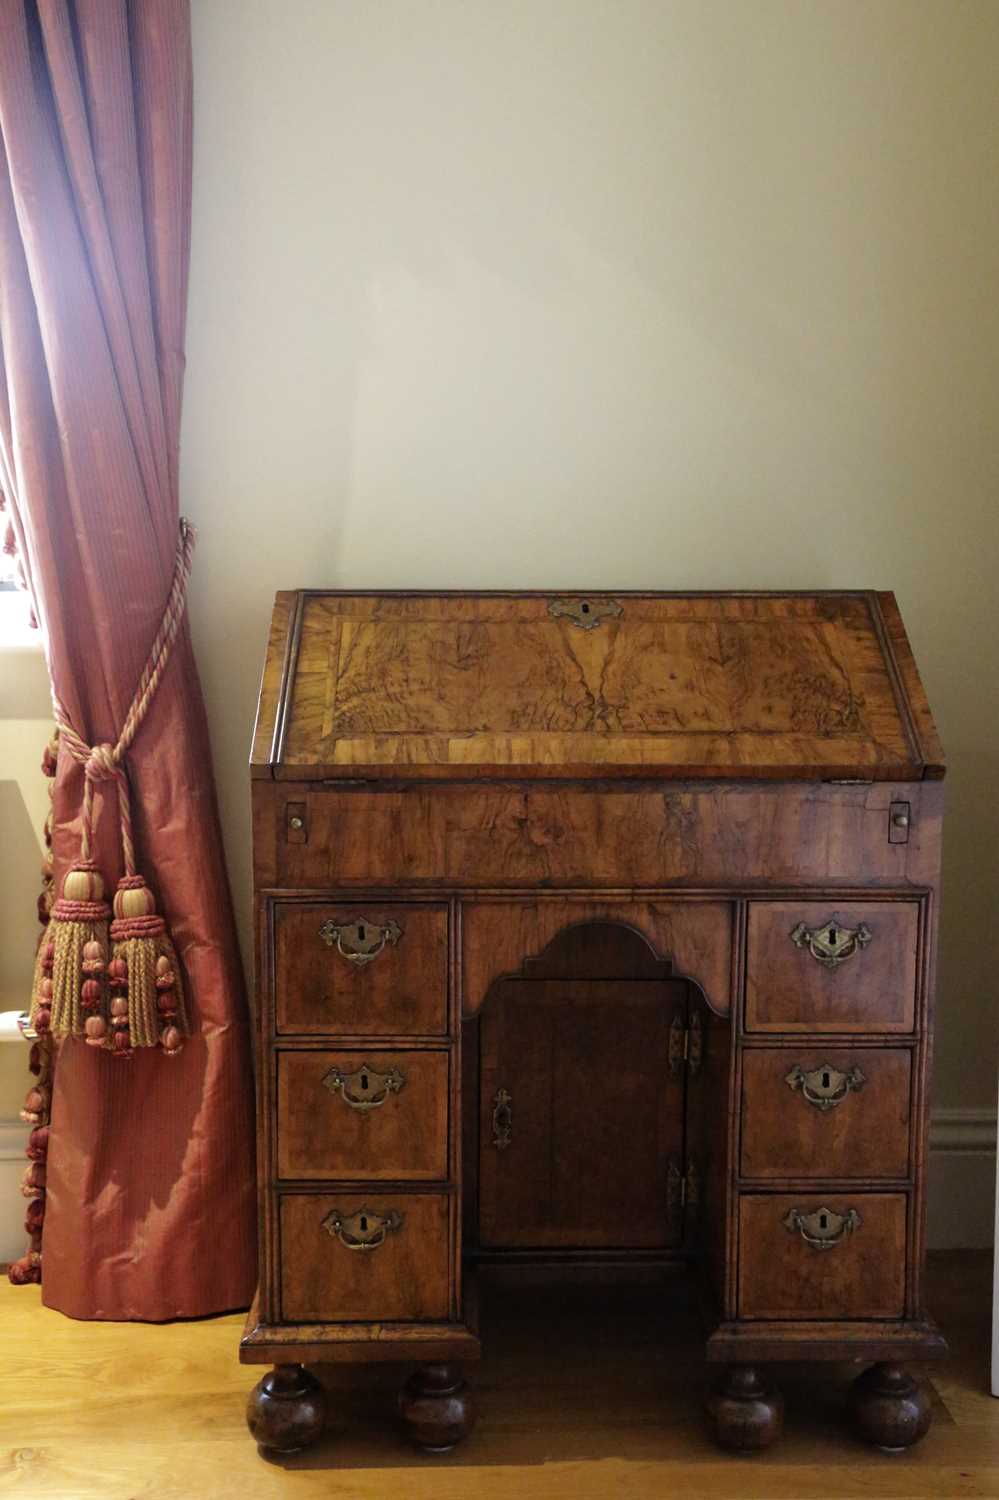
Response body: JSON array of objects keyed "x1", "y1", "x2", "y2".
[{"x1": 28, "y1": 519, "x2": 195, "y2": 1059}]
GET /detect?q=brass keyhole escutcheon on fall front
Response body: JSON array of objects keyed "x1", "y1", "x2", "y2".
[{"x1": 547, "y1": 596, "x2": 623, "y2": 630}]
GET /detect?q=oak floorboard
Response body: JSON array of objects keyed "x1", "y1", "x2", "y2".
[{"x1": 1, "y1": 1251, "x2": 995, "y2": 1500}]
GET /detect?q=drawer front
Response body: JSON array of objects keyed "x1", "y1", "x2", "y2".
[
  {"x1": 740, "y1": 1048, "x2": 912, "y2": 1180},
  {"x1": 280, "y1": 1192, "x2": 451, "y2": 1322},
  {"x1": 274, "y1": 901, "x2": 448, "y2": 1036},
  {"x1": 738, "y1": 1192, "x2": 906, "y2": 1319},
  {"x1": 745, "y1": 901, "x2": 918, "y2": 1033},
  {"x1": 276, "y1": 1050, "x2": 449, "y2": 1181}
]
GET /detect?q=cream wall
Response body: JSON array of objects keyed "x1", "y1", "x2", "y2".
[
  {"x1": 175, "y1": 0, "x2": 997, "y2": 1129},
  {"x1": 0, "y1": 646, "x2": 55, "y2": 1261}
]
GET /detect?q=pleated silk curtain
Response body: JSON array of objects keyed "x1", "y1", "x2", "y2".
[{"x1": 0, "y1": 0, "x2": 255, "y2": 1318}]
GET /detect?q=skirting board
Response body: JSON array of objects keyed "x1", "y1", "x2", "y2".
[
  {"x1": 927, "y1": 1109, "x2": 997, "y2": 1251},
  {"x1": 0, "y1": 1113, "x2": 994, "y2": 1258}
]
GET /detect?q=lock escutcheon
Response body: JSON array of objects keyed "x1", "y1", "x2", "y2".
[
  {"x1": 319, "y1": 916, "x2": 402, "y2": 966},
  {"x1": 785, "y1": 1061, "x2": 866, "y2": 1112},
  {"x1": 323, "y1": 1062, "x2": 406, "y2": 1111}
]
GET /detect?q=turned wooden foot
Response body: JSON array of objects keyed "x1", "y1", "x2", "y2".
[
  {"x1": 849, "y1": 1362, "x2": 932, "y2": 1452},
  {"x1": 399, "y1": 1363, "x2": 476, "y2": 1453},
  {"x1": 706, "y1": 1365, "x2": 784, "y2": 1453},
  {"x1": 247, "y1": 1363, "x2": 327, "y2": 1454}
]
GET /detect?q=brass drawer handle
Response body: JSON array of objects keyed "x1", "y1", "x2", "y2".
[
  {"x1": 783, "y1": 1205, "x2": 861, "y2": 1251},
  {"x1": 492, "y1": 1088, "x2": 512, "y2": 1150},
  {"x1": 548, "y1": 596, "x2": 623, "y2": 630},
  {"x1": 322, "y1": 1205, "x2": 403, "y2": 1251},
  {"x1": 322, "y1": 1062, "x2": 406, "y2": 1111},
  {"x1": 789, "y1": 918, "x2": 872, "y2": 970},
  {"x1": 319, "y1": 916, "x2": 402, "y2": 966},
  {"x1": 785, "y1": 1061, "x2": 866, "y2": 1112}
]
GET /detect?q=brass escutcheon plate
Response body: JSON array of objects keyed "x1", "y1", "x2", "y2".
[
  {"x1": 323, "y1": 1062, "x2": 406, "y2": 1111},
  {"x1": 319, "y1": 916, "x2": 402, "y2": 966},
  {"x1": 785, "y1": 1061, "x2": 866, "y2": 1111},
  {"x1": 322, "y1": 1205, "x2": 403, "y2": 1251},
  {"x1": 790, "y1": 918, "x2": 872, "y2": 970},
  {"x1": 547, "y1": 596, "x2": 623, "y2": 630},
  {"x1": 783, "y1": 1204, "x2": 862, "y2": 1250}
]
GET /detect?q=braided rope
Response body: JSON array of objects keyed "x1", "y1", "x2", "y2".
[{"x1": 53, "y1": 520, "x2": 196, "y2": 874}]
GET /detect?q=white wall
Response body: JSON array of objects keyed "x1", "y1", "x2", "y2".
[{"x1": 183, "y1": 1, "x2": 999, "y2": 1139}]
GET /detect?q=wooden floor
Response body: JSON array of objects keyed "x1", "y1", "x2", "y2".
[{"x1": 1, "y1": 1251, "x2": 996, "y2": 1499}]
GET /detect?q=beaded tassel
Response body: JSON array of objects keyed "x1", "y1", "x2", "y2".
[
  {"x1": 32, "y1": 861, "x2": 110, "y2": 1041},
  {"x1": 109, "y1": 876, "x2": 189, "y2": 1056}
]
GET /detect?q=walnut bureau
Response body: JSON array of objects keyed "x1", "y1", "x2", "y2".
[{"x1": 241, "y1": 590, "x2": 946, "y2": 1457}]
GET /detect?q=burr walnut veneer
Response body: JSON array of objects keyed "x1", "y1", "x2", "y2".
[{"x1": 241, "y1": 590, "x2": 946, "y2": 1458}]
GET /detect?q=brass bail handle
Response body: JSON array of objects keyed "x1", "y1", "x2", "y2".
[
  {"x1": 783, "y1": 1205, "x2": 861, "y2": 1250},
  {"x1": 789, "y1": 918, "x2": 872, "y2": 971},
  {"x1": 319, "y1": 916, "x2": 402, "y2": 966},
  {"x1": 322, "y1": 1206, "x2": 403, "y2": 1251},
  {"x1": 323, "y1": 1062, "x2": 406, "y2": 1111},
  {"x1": 785, "y1": 1061, "x2": 866, "y2": 1112}
]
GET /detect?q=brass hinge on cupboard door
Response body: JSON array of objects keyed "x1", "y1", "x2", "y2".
[{"x1": 668, "y1": 1010, "x2": 703, "y2": 1078}]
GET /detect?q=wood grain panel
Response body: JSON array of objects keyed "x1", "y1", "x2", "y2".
[
  {"x1": 745, "y1": 901, "x2": 919, "y2": 1033},
  {"x1": 274, "y1": 901, "x2": 448, "y2": 1036},
  {"x1": 275, "y1": 782, "x2": 944, "y2": 890},
  {"x1": 261, "y1": 591, "x2": 933, "y2": 780},
  {"x1": 462, "y1": 899, "x2": 733, "y2": 1016},
  {"x1": 276, "y1": 1050, "x2": 449, "y2": 1181},
  {"x1": 740, "y1": 1048, "x2": 912, "y2": 1180},
  {"x1": 280, "y1": 1192, "x2": 451, "y2": 1322},
  {"x1": 477, "y1": 978, "x2": 687, "y2": 1248},
  {"x1": 738, "y1": 1193, "x2": 907, "y2": 1319}
]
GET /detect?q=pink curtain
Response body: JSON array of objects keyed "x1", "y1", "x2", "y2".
[{"x1": 0, "y1": 1, "x2": 256, "y2": 1318}]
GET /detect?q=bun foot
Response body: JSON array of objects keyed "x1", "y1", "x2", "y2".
[
  {"x1": 247, "y1": 1363, "x2": 327, "y2": 1454},
  {"x1": 706, "y1": 1365, "x2": 784, "y2": 1452},
  {"x1": 399, "y1": 1363, "x2": 476, "y2": 1453},
  {"x1": 849, "y1": 1362, "x2": 932, "y2": 1452}
]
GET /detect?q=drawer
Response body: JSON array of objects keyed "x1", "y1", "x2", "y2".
[
  {"x1": 274, "y1": 901, "x2": 448, "y2": 1036},
  {"x1": 740, "y1": 1048, "x2": 912, "y2": 1180},
  {"x1": 276, "y1": 1049, "x2": 449, "y2": 1181},
  {"x1": 738, "y1": 1192, "x2": 906, "y2": 1320},
  {"x1": 745, "y1": 901, "x2": 918, "y2": 1033},
  {"x1": 280, "y1": 1192, "x2": 451, "y2": 1322}
]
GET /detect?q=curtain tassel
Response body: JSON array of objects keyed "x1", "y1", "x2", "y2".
[
  {"x1": 30, "y1": 860, "x2": 111, "y2": 1044},
  {"x1": 109, "y1": 876, "x2": 188, "y2": 1056}
]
